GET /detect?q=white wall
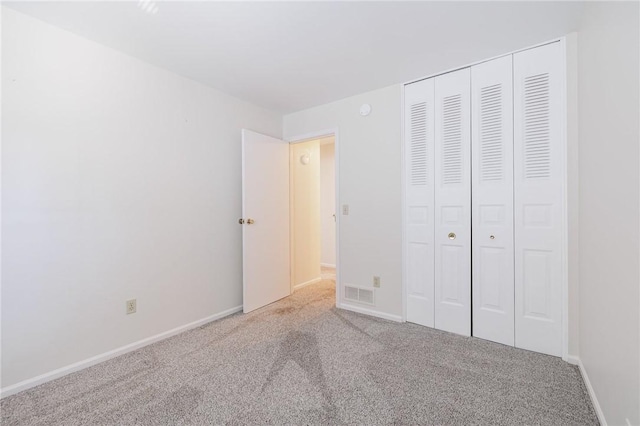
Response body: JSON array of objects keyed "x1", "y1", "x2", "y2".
[
  {"x1": 320, "y1": 141, "x2": 336, "y2": 267},
  {"x1": 577, "y1": 2, "x2": 640, "y2": 425},
  {"x1": 566, "y1": 32, "x2": 580, "y2": 360},
  {"x1": 284, "y1": 85, "x2": 403, "y2": 320},
  {"x1": 291, "y1": 139, "x2": 321, "y2": 287},
  {"x1": 1, "y1": 8, "x2": 282, "y2": 390}
]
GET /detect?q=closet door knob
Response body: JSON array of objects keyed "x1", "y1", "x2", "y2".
[
  {"x1": 490, "y1": 235, "x2": 495, "y2": 240},
  {"x1": 247, "y1": 218, "x2": 255, "y2": 225},
  {"x1": 238, "y1": 218, "x2": 245, "y2": 224},
  {"x1": 448, "y1": 232, "x2": 456, "y2": 240}
]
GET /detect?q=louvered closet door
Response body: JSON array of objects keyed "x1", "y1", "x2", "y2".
[
  {"x1": 405, "y1": 79, "x2": 435, "y2": 327},
  {"x1": 514, "y1": 42, "x2": 563, "y2": 357},
  {"x1": 471, "y1": 56, "x2": 514, "y2": 346},
  {"x1": 434, "y1": 68, "x2": 471, "y2": 336}
]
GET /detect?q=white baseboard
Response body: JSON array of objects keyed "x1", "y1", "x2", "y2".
[
  {"x1": 565, "y1": 355, "x2": 580, "y2": 365},
  {"x1": 0, "y1": 305, "x2": 243, "y2": 399},
  {"x1": 337, "y1": 302, "x2": 403, "y2": 323},
  {"x1": 293, "y1": 277, "x2": 321, "y2": 291},
  {"x1": 320, "y1": 263, "x2": 336, "y2": 269},
  {"x1": 568, "y1": 355, "x2": 607, "y2": 426}
]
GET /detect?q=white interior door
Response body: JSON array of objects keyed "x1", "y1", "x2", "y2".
[
  {"x1": 471, "y1": 55, "x2": 515, "y2": 346},
  {"x1": 514, "y1": 42, "x2": 563, "y2": 356},
  {"x1": 242, "y1": 129, "x2": 291, "y2": 313},
  {"x1": 434, "y1": 68, "x2": 471, "y2": 336},
  {"x1": 405, "y1": 78, "x2": 435, "y2": 327}
]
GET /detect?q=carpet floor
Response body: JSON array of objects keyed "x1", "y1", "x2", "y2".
[{"x1": 1, "y1": 275, "x2": 598, "y2": 425}]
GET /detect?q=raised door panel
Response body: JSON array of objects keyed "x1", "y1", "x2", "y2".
[
  {"x1": 434, "y1": 68, "x2": 471, "y2": 336},
  {"x1": 514, "y1": 42, "x2": 563, "y2": 357},
  {"x1": 471, "y1": 55, "x2": 515, "y2": 346},
  {"x1": 405, "y1": 79, "x2": 435, "y2": 327}
]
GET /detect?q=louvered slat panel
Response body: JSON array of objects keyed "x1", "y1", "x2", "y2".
[
  {"x1": 480, "y1": 83, "x2": 503, "y2": 181},
  {"x1": 523, "y1": 73, "x2": 551, "y2": 179},
  {"x1": 442, "y1": 94, "x2": 463, "y2": 185},
  {"x1": 410, "y1": 102, "x2": 428, "y2": 185}
]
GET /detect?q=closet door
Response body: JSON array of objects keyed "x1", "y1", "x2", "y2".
[
  {"x1": 434, "y1": 68, "x2": 471, "y2": 336},
  {"x1": 404, "y1": 79, "x2": 435, "y2": 327},
  {"x1": 514, "y1": 42, "x2": 563, "y2": 357},
  {"x1": 471, "y1": 56, "x2": 514, "y2": 346}
]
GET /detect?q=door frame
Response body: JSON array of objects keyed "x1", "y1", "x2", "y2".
[
  {"x1": 401, "y1": 36, "x2": 570, "y2": 361},
  {"x1": 286, "y1": 128, "x2": 340, "y2": 307}
]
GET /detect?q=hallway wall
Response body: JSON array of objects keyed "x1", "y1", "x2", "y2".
[
  {"x1": 291, "y1": 139, "x2": 321, "y2": 288},
  {"x1": 320, "y1": 141, "x2": 336, "y2": 267}
]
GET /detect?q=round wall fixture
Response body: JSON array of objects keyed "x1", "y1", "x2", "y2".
[
  {"x1": 300, "y1": 152, "x2": 310, "y2": 165},
  {"x1": 360, "y1": 104, "x2": 372, "y2": 116}
]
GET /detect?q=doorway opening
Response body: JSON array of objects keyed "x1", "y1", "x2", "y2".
[{"x1": 289, "y1": 134, "x2": 337, "y2": 302}]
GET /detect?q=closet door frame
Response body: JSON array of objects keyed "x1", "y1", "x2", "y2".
[{"x1": 401, "y1": 37, "x2": 569, "y2": 361}]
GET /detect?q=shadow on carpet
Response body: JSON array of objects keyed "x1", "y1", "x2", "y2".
[{"x1": 1, "y1": 279, "x2": 598, "y2": 425}]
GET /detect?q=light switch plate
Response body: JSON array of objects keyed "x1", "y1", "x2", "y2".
[{"x1": 342, "y1": 204, "x2": 349, "y2": 215}]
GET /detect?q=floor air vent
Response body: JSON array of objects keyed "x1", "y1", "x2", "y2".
[{"x1": 344, "y1": 285, "x2": 375, "y2": 305}]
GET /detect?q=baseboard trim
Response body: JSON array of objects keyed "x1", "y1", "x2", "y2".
[
  {"x1": 320, "y1": 263, "x2": 336, "y2": 269},
  {"x1": 293, "y1": 277, "x2": 321, "y2": 291},
  {"x1": 337, "y1": 302, "x2": 403, "y2": 323},
  {"x1": 0, "y1": 305, "x2": 243, "y2": 399},
  {"x1": 569, "y1": 356, "x2": 607, "y2": 426},
  {"x1": 565, "y1": 355, "x2": 580, "y2": 365}
]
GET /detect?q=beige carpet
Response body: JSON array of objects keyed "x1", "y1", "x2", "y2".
[{"x1": 1, "y1": 275, "x2": 597, "y2": 425}]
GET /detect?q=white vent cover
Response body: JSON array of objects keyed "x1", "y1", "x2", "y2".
[{"x1": 344, "y1": 285, "x2": 375, "y2": 305}]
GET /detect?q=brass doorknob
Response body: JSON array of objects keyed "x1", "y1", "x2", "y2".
[
  {"x1": 448, "y1": 232, "x2": 456, "y2": 240},
  {"x1": 247, "y1": 218, "x2": 255, "y2": 225},
  {"x1": 238, "y1": 218, "x2": 245, "y2": 224}
]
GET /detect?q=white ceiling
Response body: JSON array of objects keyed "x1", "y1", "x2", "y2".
[{"x1": 5, "y1": 1, "x2": 585, "y2": 113}]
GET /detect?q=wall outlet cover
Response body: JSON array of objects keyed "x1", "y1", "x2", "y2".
[{"x1": 126, "y1": 299, "x2": 137, "y2": 314}]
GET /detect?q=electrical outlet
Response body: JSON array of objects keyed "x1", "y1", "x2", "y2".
[
  {"x1": 126, "y1": 299, "x2": 137, "y2": 314},
  {"x1": 373, "y1": 276, "x2": 381, "y2": 288},
  {"x1": 342, "y1": 204, "x2": 349, "y2": 215}
]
